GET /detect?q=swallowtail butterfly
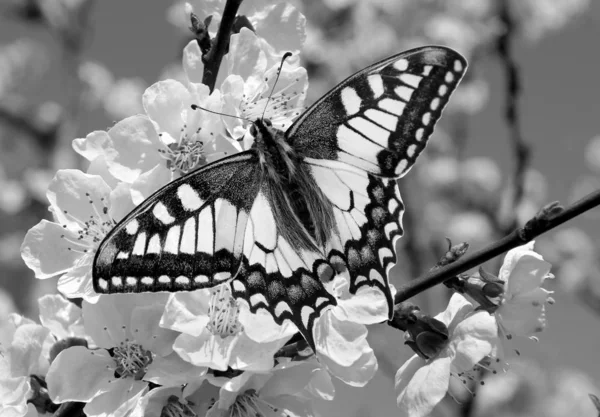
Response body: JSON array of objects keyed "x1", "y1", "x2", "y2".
[{"x1": 93, "y1": 46, "x2": 467, "y2": 349}]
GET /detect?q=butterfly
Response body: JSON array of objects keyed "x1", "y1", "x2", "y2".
[{"x1": 92, "y1": 46, "x2": 466, "y2": 350}]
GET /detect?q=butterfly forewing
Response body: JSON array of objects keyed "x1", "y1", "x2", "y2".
[
  {"x1": 287, "y1": 46, "x2": 466, "y2": 178},
  {"x1": 93, "y1": 152, "x2": 261, "y2": 294}
]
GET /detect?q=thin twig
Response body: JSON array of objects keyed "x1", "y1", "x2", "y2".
[
  {"x1": 201, "y1": 0, "x2": 243, "y2": 91},
  {"x1": 395, "y1": 188, "x2": 600, "y2": 303},
  {"x1": 496, "y1": 0, "x2": 530, "y2": 231}
]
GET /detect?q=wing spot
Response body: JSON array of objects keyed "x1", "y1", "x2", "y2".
[
  {"x1": 126, "y1": 277, "x2": 137, "y2": 287},
  {"x1": 422, "y1": 65, "x2": 433, "y2": 76},
  {"x1": 378, "y1": 98, "x2": 405, "y2": 116},
  {"x1": 132, "y1": 232, "x2": 146, "y2": 256},
  {"x1": 384, "y1": 222, "x2": 398, "y2": 239},
  {"x1": 378, "y1": 247, "x2": 394, "y2": 266},
  {"x1": 194, "y1": 275, "x2": 209, "y2": 285},
  {"x1": 180, "y1": 217, "x2": 196, "y2": 254},
  {"x1": 430, "y1": 97, "x2": 441, "y2": 111},
  {"x1": 388, "y1": 198, "x2": 399, "y2": 214},
  {"x1": 111, "y1": 277, "x2": 122, "y2": 287},
  {"x1": 125, "y1": 219, "x2": 139, "y2": 235},
  {"x1": 158, "y1": 275, "x2": 171, "y2": 284},
  {"x1": 367, "y1": 74, "x2": 384, "y2": 98},
  {"x1": 454, "y1": 59, "x2": 464, "y2": 72},
  {"x1": 406, "y1": 144, "x2": 417, "y2": 158},
  {"x1": 315, "y1": 297, "x2": 330, "y2": 308},
  {"x1": 117, "y1": 251, "x2": 129, "y2": 259},
  {"x1": 439, "y1": 84, "x2": 448, "y2": 96},
  {"x1": 415, "y1": 128, "x2": 425, "y2": 142},
  {"x1": 394, "y1": 86, "x2": 413, "y2": 102},
  {"x1": 98, "y1": 278, "x2": 108, "y2": 290},
  {"x1": 232, "y1": 280, "x2": 246, "y2": 292},
  {"x1": 275, "y1": 301, "x2": 292, "y2": 317},
  {"x1": 177, "y1": 184, "x2": 203, "y2": 211},
  {"x1": 141, "y1": 277, "x2": 154, "y2": 286},
  {"x1": 347, "y1": 117, "x2": 389, "y2": 148},
  {"x1": 399, "y1": 73, "x2": 422, "y2": 88},
  {"x1": 175, "y1": 276, "x2": 190, "y2": 285},
  {"x1": 422, "y1": 112, "x2": 431, "y2": 126},
  {"x1": 445, "y1": 71, "x2": 454, "y2": 83},
  {"x1": 340, "y1": 87, "x2": 361, "y2": 116},
  {"x1": 250, "y1": 293, "x2": 268, "y2": 307},
  {"x1": 394, "y1": 59, "x2": 409, "y2": 71},
  {"x1": 370, "y1": 269, "x2": 385, "y2": 285},
  {"x1": 301, "y1": 305, "x2": 315, "y2": 328},
  {"x1": 153, "y1": 202, "x2": 175, "y2": 225},
  {"x1": 214, "y1": 272, "x2": 232, "y2": 282},
  {"x1": 395, "y1": 159, "x2": 409, "y2": 176},
  {"x1": 355, "y1": 275, "x2": 367, "y2": 285}
]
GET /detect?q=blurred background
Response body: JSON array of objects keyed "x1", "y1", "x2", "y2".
[{"x1": 1, "y1": 0, "x2": 600, "y2": 416}]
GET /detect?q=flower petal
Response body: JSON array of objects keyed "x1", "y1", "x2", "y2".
[
  {"x1": 238, "y1": 303, "x2": 296, "y2": 343},
  {"x1": 130, "y1": 164, "x2": 172, "y2": 205},
  {"x1": 228, "y1": 332, "x2": 289, "y2": 372},
  {"x1": 6, "y1": 323, "x2": 50, "y2": 377},
  {"x1": 72, "y1": 130, "x2": 116, "y2": 162},
  {"x1": 314, "y1": 313, "x2": 368, "y2": 367},
  {"x1": 0, "y1": 376, "x2": 30, "y2": 417},
  {"x1": 57, "y1": 263, "x2": 98, "y2": 302},
  {"x1": 143, "y1": 79, "x2": 191, "y2": 143},
  {"x1": 160, "y1": 291, "x2": 210, "y2": 337},
  {"x1": 451, "y1": 311, "x2": 498, "y2": 372},
  {"x1": 173, "y1": 331, "x2": 235, "y2": 371},
  {"x1": 144, "y1": 353, "x2": 207, "y2": 387},
  {"x1": 183, "y1": 40, "x2": 204, "y2": 84},
  {"x1": 502, "y1": 251, "x2": 552, "y2": 297},
  {"x1": 86, "y1": 156, "x2": 119, "y2": 188},
  {"x1": 496, "y1": 287, "x2": 552, "y2": 336},
  {"x1": 46, "y1": 169, "x2": 112, "y2": 228},
  {"x1": 108, "y1": 182, "x2": 135, "y2": 222},
  {"x1": 252, "y1": 3, "x2": 306, "y2": 54},
  {"x1": 318, "y1": 344, "x2": 377, "y2": 387},
  {"x1": 21, "y1": 220, "x2": 81, "y2": 279},
  {"x1": 218, "y1": 28, "x2": 268, "y2": 88},
  {"x1": 47, "y1": 347, "x2": 114, "y2": 402},
  {"x1": 395, "y1": 354, "x2": 452, "y2": 417},
  {"x1": 260, "y1": 360, "x2": 319, "y2": 399},
  {"x1": 435, "y1": 293, "x2": 475, "y2": 330},
  {"x1": 130, "y1": 302, "x2": 179, "y2": 357},
  {"x1": 333, "y1": 285, "x2": 390, "y2": 324},
  {"x1": 83, "y1": 378, "x2": 147, "y2": 417},
  {"x1": 105, "y1": 115, "x2": 164, "y2": 183},
  {"x1": 38, "y1": 294, "x2": 84, "y2": 340}
]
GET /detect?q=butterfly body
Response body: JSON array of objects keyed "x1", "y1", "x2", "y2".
[{"x1": 93, "y1": 46, "x2": 467, "y2": 349}]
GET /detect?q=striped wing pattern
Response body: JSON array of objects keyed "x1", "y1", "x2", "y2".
[
  {"x1": 287, "y1": 46, "x2": 466, "y2": 178},
  {"x1": 93, "y1": 153, "x2": 260, "y2": 293}
]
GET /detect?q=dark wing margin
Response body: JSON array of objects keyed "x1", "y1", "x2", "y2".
[
  {"x1": 286, "y1": 46, "x2": 467, "y2": 178},
  {"x1": 93, "y1": 151, "x2": 261, "y2": 294}
]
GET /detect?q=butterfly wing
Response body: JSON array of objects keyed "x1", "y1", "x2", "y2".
[
  {"x1": 92, "y1": 152, "x2": 261, "y2": 294},
  {"x1": 230, "y1": 184, "x2": 337, "y2": 349},
  {"x1": 287, "y1": 46, "x2": 466, "y2": 178}
]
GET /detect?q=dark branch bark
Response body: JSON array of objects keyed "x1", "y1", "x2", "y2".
[
  {"x1": 496, "y1": 0, "x2": 530, "y2": 232},
  {"x1": 394, "y1": 189, "x2": 600, "y2": 304},
  {"x1": 201, "y1": 0, "x2": 243, "y2": 91}
]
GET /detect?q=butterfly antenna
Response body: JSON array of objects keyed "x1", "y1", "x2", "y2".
[
  {"x1": 190, "y1": 104, "x2": 253, "y2": 124},
  {"x1": 261, "y1": 51, "x2": 293, "y2": 121}
]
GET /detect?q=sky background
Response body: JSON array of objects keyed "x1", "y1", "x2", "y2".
[{"x1": 1, "y1": 1, "x2": 600, "y2": 415}]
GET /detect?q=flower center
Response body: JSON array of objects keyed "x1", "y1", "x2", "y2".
[
  {"x1": 207, "y1": 284, "x2": 243, "y2": 338},
  {"x1": 452, "y1": 355, "x2": 508, "y2": 395},
  {"x1": 59, "y1": 192, "x2": 115, "y2": 255},
  {"x1": 112, "y1": 340, "x2": 152, "y2": 380},
  {"x1": 161, "y1": 395, "x2": 197, "y2": 417},
  {"x1": 227, "y1": 389, "x2": 280, "y2": 417},
  {"x1": 158, "y1": 121, "x2": 208, "y2": 175}
]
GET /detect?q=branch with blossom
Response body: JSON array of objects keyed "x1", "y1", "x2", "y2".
[{"x1": 6, "y1": 1, "x2": 600, "y2": 417}]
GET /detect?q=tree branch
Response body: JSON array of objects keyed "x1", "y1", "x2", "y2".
[
  {"x1": 394, "y1": 188, "x2": 600, "y2": 304},
  {"x1": 202, "y1": 0, "x2": 243, "y2": 91},
  {"x1": 496, "y1": 0, "x2": 530, "y2": 231}
]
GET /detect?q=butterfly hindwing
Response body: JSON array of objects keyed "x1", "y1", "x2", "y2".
[
  {"x1": 308, "y1": 159, "x2": 404, "y2": 317},
  {"x1": 92, "y1": 152, "x2": 261, "y2": 294},
  {"x1": 287, "y1": 46, "x2": 466, "y2": 178},
  {"x1": 230, "y1": 185, "x2": 337, "y2": 348}
]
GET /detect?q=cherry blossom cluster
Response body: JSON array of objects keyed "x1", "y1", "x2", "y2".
[{"x1": 8, "y1": 1, "x2": 556, "y2": 417}]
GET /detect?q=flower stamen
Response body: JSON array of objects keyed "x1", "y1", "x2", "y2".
[
  {"x1": 161, "y1": 395, "x2": 197, "y2": 417},
  {"x1": 112, "y1": 340, "x2": 152, "y2": 380},
  {"x1": 207, "y1": 284, "x2": 243, "y2": 338}
]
